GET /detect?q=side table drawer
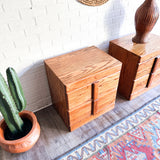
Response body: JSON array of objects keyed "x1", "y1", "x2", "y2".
[
  {"x1": 147, "y1": 70, "x2": 160, "y2": 87},
  {"x1": 147, "y1": 56, "x2": 160, "y2": 87},
  {"x1": 69, "y1": 102, "x2": 91, "y2": 126},
  {"x1": 94, "y1": 89, "x2": 116, "y2": 114},
  {"x1": 67, "y1": 85, "x2": 91, "y2": 110},
  {"x1": 147, "y1": 69, "x2": 160, "y2": 87},
  {"x1": 132, "y1": 56, "x2": 160, "y2": 94},
  {"x1": 67, "y1": 72, "x2": 120, "y2": 111},
  {"x1": 91, "y1": 72, "x2": 120, "y2": 115},
  {"x1": 98, "y1": 72, "x2": 120, "y2": 97},
  {"x1": 132, "y1": 74, "x2": 149, "y2": 93},
  {"x1": 135, "y1": 58, "x2": 154, "y2": 79}
]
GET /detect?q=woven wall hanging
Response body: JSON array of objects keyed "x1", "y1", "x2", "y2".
[{"x1": 78, "y1": 0, "x2": 109, "y2": 6}]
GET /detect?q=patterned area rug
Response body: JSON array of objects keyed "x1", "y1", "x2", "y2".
[{"x1": 57, "y1": 96, "x2": 160, "y2": 160}]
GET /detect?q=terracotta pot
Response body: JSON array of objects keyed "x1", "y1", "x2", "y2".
[
  {"x1": 132, "y1": 0, "x2": 159, "y2": 43},
  {"x1": 0, "y1": 110, "x2": 40, "y2": 153}
]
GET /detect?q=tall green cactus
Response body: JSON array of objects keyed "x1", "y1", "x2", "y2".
[
  {"x1": 0, "y1": 67, "x2": 27, "y2": 134},
  {"x1": 6, "y1": 68, "x2": 26, "y2": 112}
]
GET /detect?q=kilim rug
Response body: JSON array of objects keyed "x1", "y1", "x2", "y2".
[{"x1": 57, "y1": 96, "x2": 160, "y2": 160}]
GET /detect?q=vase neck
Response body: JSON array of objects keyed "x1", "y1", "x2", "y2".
[{"x1": 145, "y1": 0, "x2": 155, "y2": 4}]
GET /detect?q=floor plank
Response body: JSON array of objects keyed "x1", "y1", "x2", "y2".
[{"x1": 0, "y1": 85, "x2": 160, "y2": 160}]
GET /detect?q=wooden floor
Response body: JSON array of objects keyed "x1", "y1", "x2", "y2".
[{"x1": 1, "y1": 85, "x2": 160, "y2": 160}]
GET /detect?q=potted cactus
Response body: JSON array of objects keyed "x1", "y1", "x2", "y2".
[{"x1": 0, "y1": 67, "x2": 40, "y2": 153}]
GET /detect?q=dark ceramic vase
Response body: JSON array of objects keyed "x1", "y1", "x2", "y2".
[{"x1": 132, "y1": 0, "x2": 159, "y2": 43}]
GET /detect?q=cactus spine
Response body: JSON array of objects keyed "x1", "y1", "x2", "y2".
[{"x1": 0, "y1": 67, "x2": 26, "y2": 134}]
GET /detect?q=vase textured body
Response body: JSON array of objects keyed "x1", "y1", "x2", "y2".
[{"x1": 132, "y1": 0, "x2": 159, "y2": 43}]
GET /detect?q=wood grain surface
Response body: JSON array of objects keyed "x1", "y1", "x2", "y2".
[
  {"x1": 109, "y1": 34, "x2": 160, "y2": 100},
  {"x1": 67, "y1": 85, "x2": 91, "y2": 110},
  {"x1": 110, "y1": 34, "x2": 160, "y2": 63},
  {"x1": 1, "y1": 85, "x2": 160, "y2": 160},
  {"x1": 45, "y1": 46, "x2": 122, "y2": 131},
  {"x1": 147, "y1": 56, "x2": 160, "y2": 87},
  {"x1": 135, "y1": 58, "x2": 154, "y2": 79},
  {"x1": 45, "y1": 46, "x2": 121, "y2": 92}
]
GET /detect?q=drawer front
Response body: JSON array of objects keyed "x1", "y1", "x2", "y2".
[
  {"x1": 146, "y1": 56, "x2": 160, "y2": 87},
  {"x1": 68, "y1": 72, "x2": 120, "y2": 121},
  {"x1": 147, "y1": 69, "x2": 160, "y2": 87},
  {"x1": 91, "y1": 72, "x2": 119, "y2": 115},
  {"x1": 94, "y1": 89, "x2": 116, "y2": 114},
  {"x1": 98, "y1": 72, "x2": 120, "y2": 97},
  {"x1": 132, "y1": 74, "x2": 149, "y2": 93},
  {"x1": 67, "y1": 85, "x2": 91, "y2": 110},
  {"x1": 69, "y1": 102, "x2": 91, "y2": 126},
  {"x1": 132, "y1": 56, "x2": 160, "y2": 94},
  {"x1": 135, "y1": 58, "x2": 154, "y2": 79}
]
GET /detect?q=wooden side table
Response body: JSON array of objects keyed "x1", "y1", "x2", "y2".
[
  {"x1": 109, "y1": 34, "x2": 160, "y2": 100},
  {"x1": 45, "y1": 46, "x2": 122, "y2": 131}
]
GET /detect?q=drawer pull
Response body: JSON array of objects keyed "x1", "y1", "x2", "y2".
[
  {"x1": 146, "y1": 56, "x2": 160, "y2": 87},
  {"x1": 91, "y1": 81, "x2": 99, "y2": 115}
]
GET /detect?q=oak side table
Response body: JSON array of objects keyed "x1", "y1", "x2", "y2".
[
  {"x1": 45, "y1": 46, "x2": 122, "y2": 131},
  {"x1": 109, "y1": 34, "x2": 160, "y2": 100}
]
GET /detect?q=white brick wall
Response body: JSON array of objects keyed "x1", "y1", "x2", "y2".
[{"x1": 0, "y1": 0, "x2": 160, "y2": 114}]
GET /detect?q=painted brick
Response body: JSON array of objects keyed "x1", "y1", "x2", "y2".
[{"x1": 0, "y1": 0, "x2": 160, "y2": 114}]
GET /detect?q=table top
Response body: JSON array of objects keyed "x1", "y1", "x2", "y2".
[
  {"x1": 45, "y1": 46, "x2": 121, "y2": 86},
  {"x1": 110, "y1": 34, "x2": 160, "y2": 63}
]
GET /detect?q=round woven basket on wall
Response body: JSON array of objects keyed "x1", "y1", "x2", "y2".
[{"x1": 79, "y1": 0, "x2": 109, "y2": 6}]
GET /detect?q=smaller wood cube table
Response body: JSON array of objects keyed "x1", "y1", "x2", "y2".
[
  {"x1": 109, "y1": 34, "x2": 160, "y2": 100},
  {"x1": 45, "y1": 46, "x2": 122, "y2": 131}
]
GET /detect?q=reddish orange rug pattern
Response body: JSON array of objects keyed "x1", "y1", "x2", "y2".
[
  {"x1": 57, "y1": 97, "x2": 160, "y2": 160},
  {"x1": 88, "y1": 112, "x2": 160, "y2": 159}
]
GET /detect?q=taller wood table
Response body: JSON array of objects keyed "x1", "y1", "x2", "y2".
[
  {"x1": 109, "y1": 34, "x2": 160, "y2": 100},
  {"x1": 45, "y1": 46, "x2": 121, "y2": 131}
]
